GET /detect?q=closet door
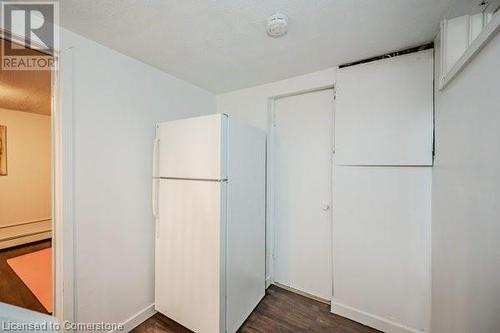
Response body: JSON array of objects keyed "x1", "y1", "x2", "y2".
[
  {"x1": 335, "y1": 49, "x2": 434, "y2": 166},
  {"x1": 273, "y1": 89, "x2": 334, "y2": 301}
]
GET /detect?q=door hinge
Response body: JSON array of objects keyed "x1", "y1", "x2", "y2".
[{"x1": 333, "y1": 90, "x2": 337, "y2": 100}]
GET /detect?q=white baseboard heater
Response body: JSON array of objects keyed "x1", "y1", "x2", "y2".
[{"x1": 0, "y1": 219, "x2": 52, "y2": 249}]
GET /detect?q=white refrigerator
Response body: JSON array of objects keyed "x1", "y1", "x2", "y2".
[{"x1": 152, "y1": 114, "x2": 266, "y2": 333}]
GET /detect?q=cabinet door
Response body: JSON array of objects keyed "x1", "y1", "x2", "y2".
[
  {"x1": 332, "y1": 166, "x2": 432, "y2": 332},
  {"x1": 335, "y1": 50, "x2": 434, "y2": 166}
]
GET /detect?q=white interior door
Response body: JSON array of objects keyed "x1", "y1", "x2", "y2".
[{"x1": 273, "y1": 89, "x2": 333, "y2": 301}]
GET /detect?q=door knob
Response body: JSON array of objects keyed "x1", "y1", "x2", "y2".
[{"x1": 321, "y1": 204, "x2": 331, "y2": 211}]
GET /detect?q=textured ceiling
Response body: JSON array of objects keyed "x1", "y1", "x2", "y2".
[
  {"x1": 60, "y1": 0, "x2": 450, "y2": 93},
  {"x1": 0, "y1": 39, "x2": 51, "y2": 115}
]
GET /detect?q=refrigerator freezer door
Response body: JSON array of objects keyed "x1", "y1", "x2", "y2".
[
  {"x1": 157, "y1": 114, "x2": 227, "y2": 180},
  {"x1": 155, "y1": 179, "x2": 225, "y2": 333}
]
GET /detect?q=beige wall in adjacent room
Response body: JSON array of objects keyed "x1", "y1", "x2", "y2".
[{"x1": 0, "y1": 108, "x2": 51, "y2": 227}]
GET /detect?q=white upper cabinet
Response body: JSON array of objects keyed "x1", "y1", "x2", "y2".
[{"x1": 335, "y1": 49, "x2": 434, "y2": 166}]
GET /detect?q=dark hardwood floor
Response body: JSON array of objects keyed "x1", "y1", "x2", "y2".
[
  {"x1": 1, "y1": 243, "x2": 381, "y2": 332},
  {"x1": 0, "y1": 239, "x2": 51, "y2": 314},
  {"x1": 133, "y1": 285, "x2": 380, "y2": 333}
]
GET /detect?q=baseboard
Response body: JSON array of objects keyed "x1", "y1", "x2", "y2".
[
  {"x1": 0, "y1": 231, "x2": 52, "y2": 250},
  {"x1": 265, "y1": 276, "x2": 273, "y2": 289},
  {"x1": 330, "y1": 299, "x2": 427, "y2": 333},
  {"x1": 0, "y1": 219, "x2": 52, "y2": 250},
  {"x1": 112, "y1": 303, "x2": 156, "y2": 333},
  {"x1": 273, "y1": 282, "x2": 330, "y2": 304}
]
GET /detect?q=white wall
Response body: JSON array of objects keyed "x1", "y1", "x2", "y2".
[
  {"x1": 432, "y1": 32, "x2": 500, "y2": 333},
  {"x1": 60, "y1": 29, "x2": 216, "y2": 327},
  {"x1": 0, "y1": 109, "x2": 51, "y2": 237},
  {"x1": 217, "y1": 68, "x2": 336, "y2": 283}
]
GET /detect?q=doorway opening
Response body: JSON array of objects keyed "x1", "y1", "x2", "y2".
[
  {"x1": 0, "y1": 37, "x2": 54, "y2": 315},
  {"x1": 270, "y1": 88, "x2": 335, "y2": 303}
]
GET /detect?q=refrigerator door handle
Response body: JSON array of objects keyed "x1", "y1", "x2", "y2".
[
  {"x1": 152, "y1": 136, "x2": 160, "y2": 178},
  {"x1": 152, "y1": 179, "x2": 159, "y2": 225},
  {"x1": 152, "y1": 137, "x2": 160, "y2": 224}
]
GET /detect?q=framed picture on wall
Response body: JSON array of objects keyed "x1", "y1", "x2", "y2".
[{"x1": 0, "y1": 125, "x2": 7, "y2": 175}]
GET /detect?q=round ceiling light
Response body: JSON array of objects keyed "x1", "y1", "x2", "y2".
[{"x1": 266, "y1": 13, "x2": 289, "y2": 38}]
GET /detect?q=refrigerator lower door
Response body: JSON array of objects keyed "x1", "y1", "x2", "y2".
[{"x1": 155, "y1": 179, "x2": 226, "y2": 333}]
